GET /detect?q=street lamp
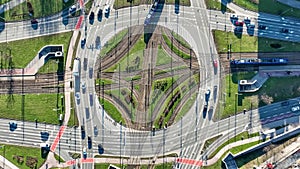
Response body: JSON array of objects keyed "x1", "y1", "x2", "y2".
[{"x1": 0, "y1": 145, "x2": 5, "y2": 169}]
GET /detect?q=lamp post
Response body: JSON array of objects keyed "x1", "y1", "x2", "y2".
[{"x1": 0, "y1": 145, "x2": 5, "y2": 169}]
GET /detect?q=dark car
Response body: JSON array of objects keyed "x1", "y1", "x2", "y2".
[
  {"x1": 281, "y1": 28, "x2": 289, "y2": 33},
  {"x1": 234, "y1": 21, "x2": 244, "y2": 26},
  {"x1": 234, "y1": 27, "x2": 243, "y2": 34},
  {"x1": 31, "y1": 19, "x2": 38, "y2": 25},
  {"x1": 89, "y1": 12, "x2": 95, "y2": 24},
  {"x1": 89, "y1": 12, "x2": 95, "y2": 20},
  {"x1": 81, "y1": 38, "x2": 86, "y2": 48},
  {"x1": 258, "y1": 25, "x2": 267, "y2": 30},
  {"x1": 97, "y1": 9, "x2": 103, "y2": 20},
  {"x1": 95, "y1": 36, "x2": 101, "y2": 49},
  {"x1": 81, "y1": 126, "x2": 86, "y2": 139},
  {"x1": 205, "y1": 89, "x2": 211, "y2": 102},
  {"x1": 88, "y1": 136, "x2": 92, "y2": 149},
  {"x1": 98, "y1": 144, "x2": 104, "y2": 154}
]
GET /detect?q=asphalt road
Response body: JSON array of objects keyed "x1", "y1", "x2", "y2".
[{"x1": 0, "y1": 0, "x2": 300, "y2": 168}]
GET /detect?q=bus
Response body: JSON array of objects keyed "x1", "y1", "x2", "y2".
[{"x1": 73, "y1": 58, "x2": 80, "y2": 76}]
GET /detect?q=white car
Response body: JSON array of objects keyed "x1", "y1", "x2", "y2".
[
  {"x1": 69, "y1": 5, "x2": 76, "y2": 13},
  {"x1": 82, "y1": 81, "x2": 86, "y2": 92},
  {"x1": 104, "y1": 5, "x2": 110, "y2": 14},
  {"x1": 75, "y1": 92, "x2": 80, "y2": 100},
  {"x1": 230, "y1": 14, "x2": 238, "y2": 20}
]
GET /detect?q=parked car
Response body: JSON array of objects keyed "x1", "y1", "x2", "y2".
[{"x1": 230, "y1": 14, "x2": 238, "y2": 20}]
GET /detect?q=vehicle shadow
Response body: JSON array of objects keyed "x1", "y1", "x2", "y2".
[{"x1": 144, "y1": 0, "x2": 165, "y2": 44}]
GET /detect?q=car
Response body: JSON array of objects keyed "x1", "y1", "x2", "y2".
[
  {"x1": 95, "y1": 36, "x2": 101, "y2": 49},
  {"x1": 104, "y1": 5, "x2": 110, "y2": 14},
  {"x1": 213, "y1": 60, "x2": 218, "y2": 68},
  {"x1": 81, "y1": 81, "x2": 86, "y2": 92},
  {"x1": 98, "y1": 9, "x2": 103, "y2": 17},
  {"x1": 31, "y1": 19, "x2": 38, "y2": 25},
  {"x1": 247, "y1": 24, "x2": 255, "y2": 29},
  {"x1": 75, "y1": 92, "x2": 80, "y2": 100},
  {"x1": 291, "y1": 105, "x2": 300, "y2": 112},
  {"x1": 203, "y1": 102, "x2": 208, "y2": 112},
  {"x1": 258, "y1": 25, "x2": 267, "y2": 30},
  {"x1": 230, "y1": 14, "x2": 238, "y2": 20},
  {"x1": 81, "y1": 126, "x2": 86, "y2": 139},
  {"x1": 234, "y1": 21, "x2": 244, "y2": 26},
  {"x1": 69, "y1": 5, "x2": 76, "y2": 13},
  {"x1": 98, "y1": 144, "x2": 104, "y2": 154},
  {"x1": 234, "y1": 27, "x2": 243, "y2": 33},
  {"x1": 281, "y1": 28, "x2": 289, "y2": 33},
  {"x1": 94, "y1": 125, "x2": 98, "y2": 136},
  {"x1": 83, "y1": 58, "x2": 88, "y2": 70},
  {"x1": 83, "y1": 148, "x2": 87, "y2": 159},
  {"x1": 205, "y1": 89, "x2": 211, "y2": 102},
  {"x1": 244, "y1": 17, "x2": 251, "y2": 24},
  {"x1": 89, "y1": 12, "x2": 95, "y2": 20},
  {"x1": 89, "y1": 67, "x2": 93, "y2": 78},
  {"x1": 88, "y1": 136, "x2": 92, "y2": 149},
  {"x1": 81, "y1": 38, "x2": 86, "y2": 48}
]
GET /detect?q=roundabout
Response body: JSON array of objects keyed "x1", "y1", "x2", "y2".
[{"x1": 94, "y1": 25, "x2": 200, "y2": 130}]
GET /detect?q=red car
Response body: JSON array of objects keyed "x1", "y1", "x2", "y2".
[
  {"x1": 213, "y1": 60, "x2": 218, "y2": 68},
  {"x1": 235, "y1": 21, "x2": 244, "y2": 26}
]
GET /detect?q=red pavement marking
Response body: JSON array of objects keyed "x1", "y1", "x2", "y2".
[
  {"x1": 81, "y1": 158, "x2": 94, "y2": 163},
  {"x1": 75, "y1": 15, "x2": 84, "y2": 30},
  {"x1": 78, "y1": 0, "x2": 84, "y2": 7},
  {"x1": 50, "y1": 125, "x2": 66, "y2": 152},
  {"x1": 177, "y1": 158, "x2": 203, "y2": 167},
  {"x1": 66, "y1": 160, "x2": 76, "y2": 166}
]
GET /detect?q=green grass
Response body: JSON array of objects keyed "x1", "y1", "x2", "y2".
[
  {"x1": 156, "y1": 45, "x2": 172, "y2": 66},
  {"x1": 203, "y1": 139, "x2": 261, "y2": 169},
  {"x1": 162, "y1": 33, "x2": 191, "y2": 59},
  {"x1": 109, "y1": 88, "x2": 137, "y2": 120},
  {"x1": 203, "y1": 134, "x2": 223, "y2": 151},
  {"x1": 223, "y1": 73, "x2": 300, "y2": 118},
  {"x1": 105, "y1": 36, "x2": 145, "y2": 72},
  {"x1": 255, "y1": 77, "x2": 300, "y2": 106},
  {"x1": 95, "y1": 78, "x2": 114, "y2": 85},
  {"x1": 233, "y1": 0, "x2": 258, "y2": 12},
  {"x1": 68, "y1": 92, "x2": 79, "y2": 127},
  {"x1": 171, "y1": 31, "x2": 191, "y2": 49},
  {"x1": 100, "y1": 29, "x2": 128, "y2": 57},
  {"x1": 0, "y1": 144, "x2": 46, "y2": 169},
  {"x1": 100, "y1": 98, "x2": 125, "y2": 124},
  {"x1": 204, "y1": 0, "x2": 233, "y2": 12},
  {"x1": 0, "y1": 0, "x2": 10, "y2": 5},
  {"x1": 230, "y1": 0, "x2": 300, "y2": 19},
  {"x1": 37, "y1": 59, "x2": 60, "y2": 73},
  {"x1": 54, "y1": 153, "x2": 65, "y2": 163},
  {"x1": 114, "y1": 0, "x2": 191, "y2": 9},
  {"x1": 0, "y1": 32, "x2": 72, "y2": 69},
  {"x1": 213, "y1": 30, "x2": 300, "y2": 53},
  {"x1": 0, "y1": 93, "x2": 64, "y2": 124},
  {"x1": 208, "y1": 131, "x2": 259, "y2": 159},
  {"x1": 175, "y1": 92, "x2": 197, "y2": 122},
  {"x1": 223, "y1": 71, "x2": 257, "y2": 118},
  {"x1": 1, "y1": 0, "x2": 75, "y2": 21}
]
